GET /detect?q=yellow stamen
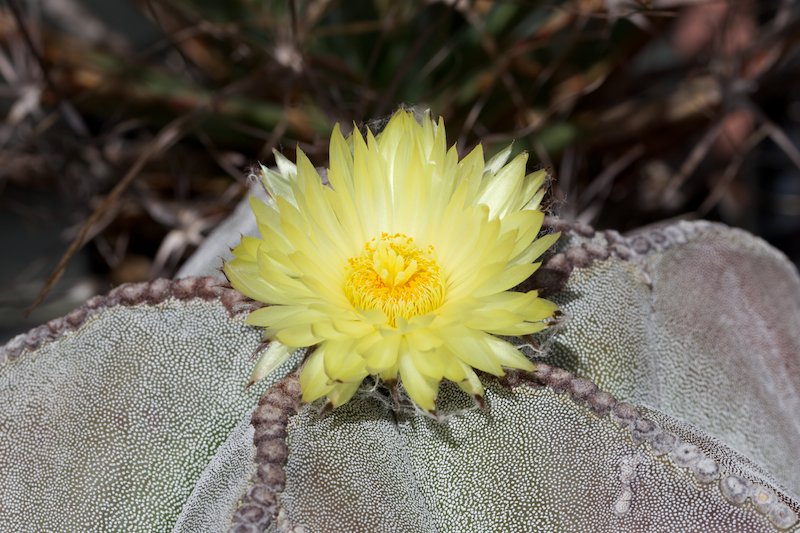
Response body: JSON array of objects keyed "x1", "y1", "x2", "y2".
[{"x1": 344, "y1": 233, "x2": 444, "y2": 326}]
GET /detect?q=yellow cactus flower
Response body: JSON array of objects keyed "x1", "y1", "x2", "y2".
[{"x1": 224, "y1": 109, "x2": 560, "y2": 412}]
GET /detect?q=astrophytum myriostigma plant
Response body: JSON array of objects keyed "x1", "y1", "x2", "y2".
[
  {"x1": 2, "y1": 218, "x2": 800, "y2": 532},
  {"x1": 222, "y1": 109, "x2": 560, "y2": 411}
]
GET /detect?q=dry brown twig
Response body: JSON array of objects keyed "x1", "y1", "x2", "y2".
[
  {"x1": 24, "y1": 108, "x2": 210, "y2": 316},
  {"x1": 697, "y1": 122, "x2": 770, "y2": 217},
  {"x1": 6, "y1": 0, "x2": 89, "y2": 138},
  {"x1": 577, "y1": 143, "x2": 646, "y2": 224}
]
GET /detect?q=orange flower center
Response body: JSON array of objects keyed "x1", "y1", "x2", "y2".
[{"x1": 344, "y1": 233, "x2": 444, "y2": 326}]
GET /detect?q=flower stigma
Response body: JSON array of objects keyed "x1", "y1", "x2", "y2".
[{"x1": 344, "y1": 232, "x2": 444, "y2": 326}]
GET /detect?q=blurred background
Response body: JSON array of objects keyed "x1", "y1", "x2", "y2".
[{"x1": 2, "y1": 0, "x2": 800, "y2": 342}]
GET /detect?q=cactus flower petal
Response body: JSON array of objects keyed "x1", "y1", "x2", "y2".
[{"x1": 224, "y1": 109, "x2": 559, "y2": 411}]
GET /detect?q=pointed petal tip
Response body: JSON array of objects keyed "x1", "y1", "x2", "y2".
[{"x1": 249, "y1": 340, "x2": 270, "y2": 362}]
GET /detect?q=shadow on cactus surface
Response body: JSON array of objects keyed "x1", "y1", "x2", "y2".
[{"x1": 2, "y1": 217, "x2": 800, "y2": 532}]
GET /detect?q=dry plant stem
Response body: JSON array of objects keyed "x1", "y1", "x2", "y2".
[
  {"x1": 24, "y1": 108, "x2": 209, "y2": 317},
  {"x1": 577, "y1": 144, "x2": 645, "y2": 225},
  {"x1": 556, "y1": 144, "x2": 578, "y2": 204},
  {"x1": 374, "y1": 5, "x2": 453, "y2": 117},
  {"x1": 0, "y1": 45, "x2": 19, "y2": 85},
  {"x1": 532, "y1": 139, "x2": 555, "y2": 178},
  {"x1": 462, "y1": 5, "x2": 525, "y2": 110},
  {"x1": 767, "y1": 125, "x2": 800, "y2": 170},
  {"x1": 742, "y1": 99, "x2": 800, "y2": 172},
  {"x1": 697, "y1": 123, "x2": 770, "y2": 217},
  {"x1": 531, "y1": 13, "x2": 590, "y2": 98},
  {"x1": 758, "y1": 118, "x2": 800, "y2": 172},
  {"x1": 288, "y1": 0, "x2": 340, "y2": 120},
  {"x1": 479, "y1": 73, "x2": 606, "y2": 146},
  {"x1": 458, "y1": 88, "x2": 493, "y2": 153},
  {"x1": 662, "y1": 118, "x2": 725, "y2": 207},
  {"x1": 546, "y1": 4, "x2": 673, "y2": 19},
  {"x1": 257, "y1": 110, "x2": 289, "y2": 161},
  {"x1": 288, "y1": 0, "x2": 301, "y2": 42},
  {"x1": 196, "y1": 131, "x2": 247, "y2": 184},
  {"x1": 360, "y1": 2, "x2": 400, "y2": 92},
  {"x1": 6, "y1": 0, "x2": 89, "y2": 137},
  {"x1": 64, "y1": 203, "x2": 123, "y2": 251},
  {"x1": 142, "y1": 0, "x2": 203, "y2": 84},
  {"x1": 578, "y1": 144, "x2": 646, "y2": 206},
  {"x1": 774, "y1": 0, "x2": 794, "y2": 31}
]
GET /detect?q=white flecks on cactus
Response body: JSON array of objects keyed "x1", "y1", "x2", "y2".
[
  {"x1": 0, "y1": 297, "x2": 280, "y2": 533},
  {"x1": 172, "y1": 408, "x2": 258, "y2": 533},
  {"x1": 541, "y1": 253, "x2": 658, "y2": 406},
  {"x1": 2, "y1": 220, "x2": 800, "y2": 532},
  {"x1": 279, "y1": 376, "x2": 795, "y2": 532},
  {"x1": 281, "y1": 391, "x2": 437, "y2": 533},
  {"x1": 538, "y1": 221, "x2": 800, "y2": 495},
  {"x1": 644, "y1": 224, "x2": 800, "y2": 494}
]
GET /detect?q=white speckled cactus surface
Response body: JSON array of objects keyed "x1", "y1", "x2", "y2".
[{"x1": 2, "y1": 218, "x2": 800, "y2": 533}]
